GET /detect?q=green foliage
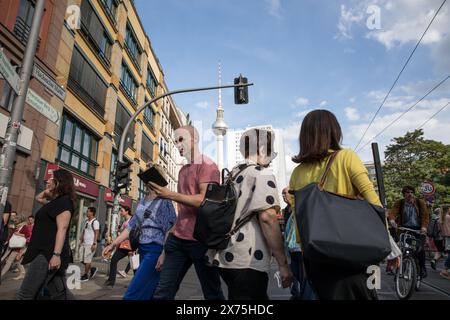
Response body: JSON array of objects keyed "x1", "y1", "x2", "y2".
[{"x1": 383, "y1": 129, "x2": 450, "y2": 208}]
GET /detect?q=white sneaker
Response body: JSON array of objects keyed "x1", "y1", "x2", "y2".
[{"x1": 118, "y1": 270, "x2": 127, "y2": 278}]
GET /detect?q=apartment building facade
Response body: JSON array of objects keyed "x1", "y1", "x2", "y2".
[{"x1": 1, "y1": 0, "x2": 183, "y2": 256}]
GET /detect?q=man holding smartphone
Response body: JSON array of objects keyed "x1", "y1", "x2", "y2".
[{"x1": 148, "y1": 125, "x2": 224, "y2": 300}]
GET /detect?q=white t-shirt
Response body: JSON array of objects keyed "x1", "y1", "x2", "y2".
[{"x1": 83, "y1": 218, "x2": 100, "y2": 245}]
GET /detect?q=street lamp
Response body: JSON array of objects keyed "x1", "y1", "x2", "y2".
[{"x1": 109, "y1": 78, "x2": 253, "y2": 239}]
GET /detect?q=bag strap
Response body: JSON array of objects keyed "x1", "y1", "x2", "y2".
[
  {"x1": 318, "y1": 151, "x2": 340, "y2": 190},
  {"x1": 228, "y1": 164, "x2": 256, "y2": 183},
  {"x1": 225, "y1": 211, "x2": 257, "y2": 239},
  {"x1": 136, "y1": 198, "x2": 163, "y2": 228}
]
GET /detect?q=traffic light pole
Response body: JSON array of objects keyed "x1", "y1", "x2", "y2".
[
  {"x1": 0, "y1": 0, "x2": 45, "y2": 216},
  {"x1": 372, "y1": 142, "x2": 387, "y2": 208},
  {"x1": 109, "y1": 82, "x2": 253, "y2": 239}
]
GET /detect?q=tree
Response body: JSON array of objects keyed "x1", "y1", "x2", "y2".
[{"x1": 383, "y1": 129, "x2": 450, "y2": 208}]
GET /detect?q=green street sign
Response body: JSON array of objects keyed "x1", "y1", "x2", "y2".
[
  {"x1": 26, "y1": 88, "x2": 60, "y2": 125},
  {"x1": 0, "y1": 48, "x2": 21, "y2": 94}
]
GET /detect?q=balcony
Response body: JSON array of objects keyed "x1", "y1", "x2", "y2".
[
  {"x1": 13, "y1": 17, "x2": 41, "y2": 51},
  {"x1": 68, "y1": 76, "x2": 105, "y2": 117}
]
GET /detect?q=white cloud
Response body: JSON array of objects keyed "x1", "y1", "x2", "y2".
[
  {"x1": 319, "y1": 100, "x2": 328, "y2": 107},
  {"x1": 295, "y1": 97, "x2": 309, "y2": 107},
  {"x1": 295, "y1": 109, "x2": 314, "y2": 118},
  {"x1": 345, "y1": 97, "x2": 450, "y2": 162},
  {"x1": 285, "y1": 155, "x2": 297, "y2": 183},
  {"x1": 431, "y1": 34, "x2": 450, "y2": 76},
  {"x1": 275, "y1": 122, "x2": 302, "y2": 184},
  {"x1": 266, "y1": 0, "x2": 282, "y2": 18},
  {"x1": 336, "y1": 4, "x2": 365, "y2": 39},
  {"x1": 195, "y1": 101, "x2": 209, "y2": 109},
  {"x1": 344, "y1": 107, "x2": 360, "y2": 121},
  {"x1": 336, "y1": 0, "x2": 450, "y2": 72},
  {"x1": 365, "y1": 0, "x2": 448, "y2": 49}
]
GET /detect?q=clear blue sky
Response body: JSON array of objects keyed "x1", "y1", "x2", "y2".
[{"x1": 135, "y1": 0, "x2": 450, "y2": 175}]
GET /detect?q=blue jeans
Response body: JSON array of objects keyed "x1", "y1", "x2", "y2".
[
  {"x1": 445, "y1": 253, "x2": 450, "y2": 270},
  {"x1": 153, "y1": 234, "x2": 224, "y2": 300},
  {"x1": 123, "y1": 243, "x2": 162, "y2": 300}
]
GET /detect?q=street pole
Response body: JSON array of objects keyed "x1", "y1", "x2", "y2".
[
  {"x1": 0, "y1": 0, "x2": 45, "y2": 215},
  {"x1": 372, "y1": 142, "x2": 387, "y2": 208},
  {"x1": 109, "y1": 82, "x2": 253, "y2": 239}
]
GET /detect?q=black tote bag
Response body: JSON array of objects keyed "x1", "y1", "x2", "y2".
[{"x1": 294, "y1": 151, "x2": 391, "y2": 269}]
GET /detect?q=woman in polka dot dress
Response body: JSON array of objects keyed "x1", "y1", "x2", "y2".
[{"x1": 207, "y1": 128, "x2": 293, "y2": 300}]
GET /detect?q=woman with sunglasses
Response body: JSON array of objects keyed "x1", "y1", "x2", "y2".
[{"x1": 17, "y1": 169, "x2": 76, "y2": 300}]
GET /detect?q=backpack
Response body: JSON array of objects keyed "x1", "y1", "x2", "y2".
[
  {"x1": 427, "y1": 216, "x2": 442, "y2": 240},
  {"x1": 193, "y1": 164, "x2": 256, "y2": 250},
  {"x1": 84, "y1": 218, "x2": 101, "y2": 244}
]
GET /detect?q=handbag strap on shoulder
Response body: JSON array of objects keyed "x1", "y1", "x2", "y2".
[
  {"x1": 318, "y1": 151, "x2": 340, "y2": 190},
  {"x1": 229, "y1": 164, "x2": 256, "y2": 182}
]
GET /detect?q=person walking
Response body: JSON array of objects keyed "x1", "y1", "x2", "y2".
[
  {"x1": 79, "y1": 207, "x2": 100, "y2": 282},
  {"x1": 148, "y1": 125, "x2": 225, "y2": 300},
  {"x1": 16, "y1": 169, "x2": 75, "y2": 300},
  {"x1": 289, "y1": 109, "x2": 382, "y2": 300},
  {"x1": 103, "y1": 206, "x2": 133, "y2": 288},
  {"x1": 438, "y1": 205, "x2": 450, "y2": 280},
  {"x1": 206, "y1": 128, "x2": 292, "y2": 300},
  {"x1": 102, "y1": 164, "x2": 177, "y2": 300}
]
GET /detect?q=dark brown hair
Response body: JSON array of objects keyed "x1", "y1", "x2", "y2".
[
  {"x1": 402, "y1": 186, "x2": 415, "y2": 194},
  {"x1": 52, "y1": 169, "x2": 76, "y2": 205},
  {"x1": 292, "y1": 110, "x2": 342, "y2": 163},
  {"x1": 120, "y1": 205, "x2": 132, "y2": 216}
]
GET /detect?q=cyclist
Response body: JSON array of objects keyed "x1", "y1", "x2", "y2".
[{"x1": 389, "y1": 186, "x2": 429, "y2": 278}]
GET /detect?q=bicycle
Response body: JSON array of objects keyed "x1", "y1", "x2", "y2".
[{"x1": 394, "y1": 227, "x2": 425, "y2": 300}]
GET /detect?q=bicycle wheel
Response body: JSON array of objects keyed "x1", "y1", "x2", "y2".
[{"x1": 395, "y1": 255, "x2": 417, "y2": 300}]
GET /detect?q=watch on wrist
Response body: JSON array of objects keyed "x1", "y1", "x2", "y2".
[{"x1": 53, "y1": 252, "x2": 61, "y2": 257}]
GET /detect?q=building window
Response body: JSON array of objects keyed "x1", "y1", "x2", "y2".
[
  {"x1": 68, "y1": 47, "x2": 108, "y2": 117},
  {"x1": 143, "y1": 106, "x2": 155, "y2": 129},
  {"x1": 114, "y1": 101, "x2": 135, "y2": 150},
  {"x1": 120, "y1": 63, "x2": 138, "y2": 104},
  {"x1": 14, "y1": 0, "x2": 41, "y2": 50},
  {"x1": 58, "y1": 113, "x2": 98, "y2": 177},
  {"x1": 138, "y1": 172, "x2": 146, "y2": 200},
  {"x1": 0, "y1": 78, "x2": 15, "y2": 111},
  {"x1": 100, "y1": 0, "x2": 118, "y2": 23},
  {"x1": 125, "y1": 23, "x2": 141, "y2": 69},
  {"x1": 80, "y1": 0, "x2": 113, "y2": 65},
  {"x1": 141, "y1": 134, "x2": 153, "y2": 163},
  {"x1": 147, "y1": 67, "x2": 157, "y2": 96}
]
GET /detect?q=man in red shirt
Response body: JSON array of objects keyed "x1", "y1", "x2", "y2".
[{"x1": 149, "y1": 125, "x2": 224, "y2": 300}]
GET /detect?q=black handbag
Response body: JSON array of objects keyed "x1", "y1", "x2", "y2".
[
  {"x1": 194, "y1": 164, "x2": 256, "y2": 250},
  {"x1": 129, "y1": 199, "x2": 159, "y2": 251},
  {"x1": 294, "y1": 151, "x2": 391, "y2": 269}
]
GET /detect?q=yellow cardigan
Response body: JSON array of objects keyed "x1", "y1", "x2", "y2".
[{"x1": 289, "y1": 149, "x2": 381, "y2": 207}]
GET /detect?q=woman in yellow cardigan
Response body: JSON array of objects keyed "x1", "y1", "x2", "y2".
[{"x1": 289, "y1": 109, "x2": 381, "y2": 300}]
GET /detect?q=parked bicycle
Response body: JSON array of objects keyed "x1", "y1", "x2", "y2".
[{"x1": 394, "y1": 227, "x2": 424, "y2": 300}]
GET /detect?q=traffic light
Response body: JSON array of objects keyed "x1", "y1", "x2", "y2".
[
  {"x1": 114, "y1": 159, "x2": 132, "y2": 193},
  {"x1": 234, "y1": 74, "x2": 249, "y2": 104}
]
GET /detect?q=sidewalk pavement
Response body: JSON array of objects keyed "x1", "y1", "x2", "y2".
[{"x1": 0, "y1": 257, "x2": 132, "y2": 300}]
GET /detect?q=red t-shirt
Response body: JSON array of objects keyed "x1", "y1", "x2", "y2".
[
  {"x1": 19, "y1": 224, "x2": 34, "y2": 244},
  {"x1": 173, "y1": 155, "x2": 220, "y2": 241}
]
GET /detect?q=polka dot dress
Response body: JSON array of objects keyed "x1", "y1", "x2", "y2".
[{"x1": 206, "y1": 161, "x2": 280, "y2": 273}]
